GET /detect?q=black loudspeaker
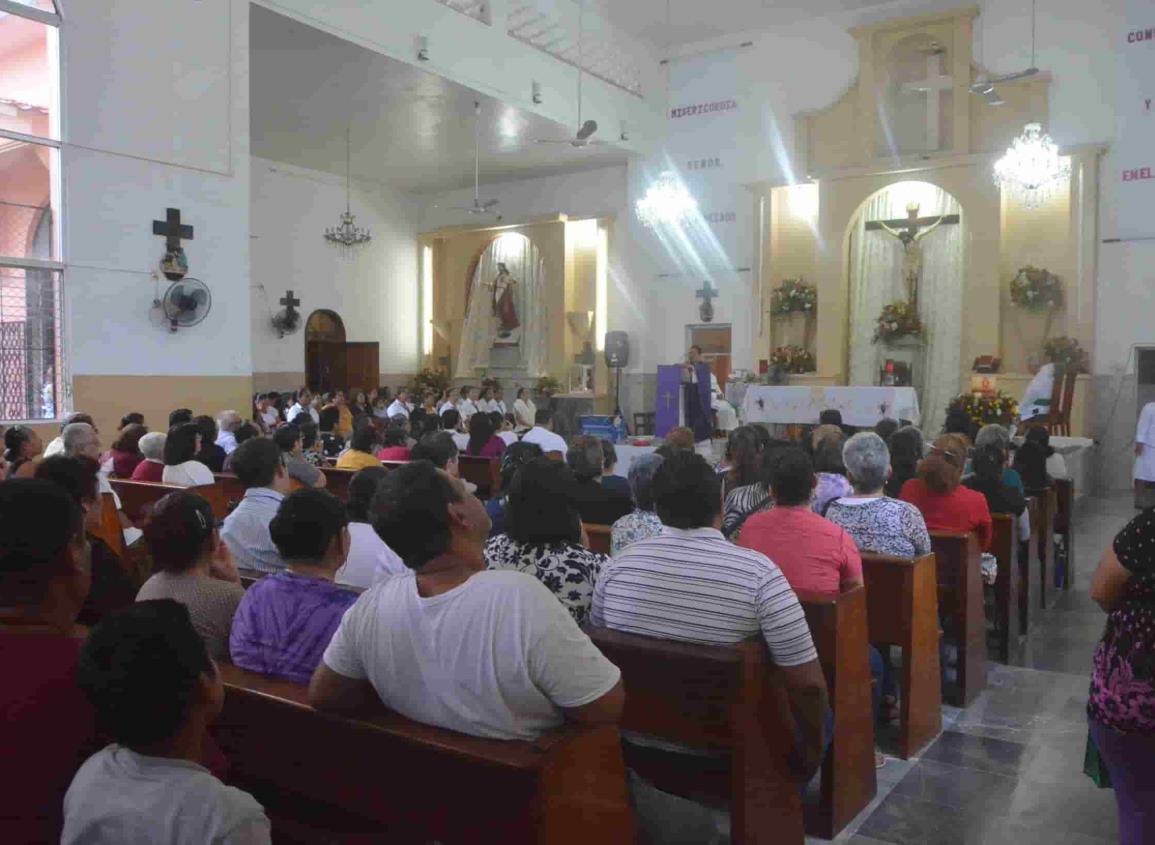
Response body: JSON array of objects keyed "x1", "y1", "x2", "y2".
[{"x1": 605, "y1": 331, "x2": 629, "y2": 368}]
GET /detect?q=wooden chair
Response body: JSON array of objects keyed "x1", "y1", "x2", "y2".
[
  {"x1": 91, "y1": 491, "x2": 128, "y2": 561},
  {"x1": 584, "y1": 627, "x2": 804, "y2": 845},
  {"x1": 1023, "y1": 368, "x2": 1077, "y2": 437},
  {"x1": 796, "y1": 585, "x2": 876, "y2": 838},
  {"x1": 110, "y1": 479, "x2": 229, "y2": 524},
  {"x1": 930, "y1": 532, "x2": 987, "y2": 707},
  {"x1": 584, "y1": 523, "x2": 612, "y2": 555},
  {"x1": 989, "y1": 515, "x2": 1021, "y2": 663},
  {"x1": 213, "y1": 663, "x2": 636, "y2": 844},
  {"x1": 860, "y1": 552, "x2": 942, "y2": 759},
  {"x1": 458, "y1": 455, "x2": 501, "y2": 499}
]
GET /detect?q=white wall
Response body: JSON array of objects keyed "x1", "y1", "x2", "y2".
[
  {"x1": 251, "y1": 157, "x2": 420, "y2": 378},
  {"x1": 62, "y1": 0, "x2": 251, "y2": 378}
]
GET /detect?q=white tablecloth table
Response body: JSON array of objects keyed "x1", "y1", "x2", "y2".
[{"x1": 741, "y1": 386, "x2": 921, "y2": 428}]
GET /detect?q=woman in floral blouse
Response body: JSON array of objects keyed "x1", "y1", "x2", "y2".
[
  {"x1": 1089, "y1": 507, "x2": 1155, "y2": 844},
  {"x1": 484, "y1": 458, "x2": 607, "y2": 625},
  {"x1": 610, "y1": 453, "x2": 664, "y2": 556}
]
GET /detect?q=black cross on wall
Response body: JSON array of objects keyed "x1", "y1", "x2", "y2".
[
  {"x1": 279, "y1": 290, "x2": 300, "y2": 311},
  {"x1": 152, "y1": 208, "x2": 194, "y2": 250}
]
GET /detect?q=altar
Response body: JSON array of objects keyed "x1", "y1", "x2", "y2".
[{"x1": 741, "y1": 386, "x2": 921, "y2": 427}]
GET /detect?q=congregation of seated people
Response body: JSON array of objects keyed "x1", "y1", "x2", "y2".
[{"x1": 0, "y1": 388, "x2": 1083, "y2": 843}]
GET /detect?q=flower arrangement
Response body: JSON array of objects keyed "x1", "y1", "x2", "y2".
[
  {"x1": 1043, "y1": 335, "x2": 1089, "y2": 373},
  {"x1": 409, "y1": 367, "x2": 451, "y2": 399},
  {"x1": 770, "y1": 278, "x2": 817, "y2": 316},
  {"x1": 946, "y1": 390, "x2": 1019, "y2": 428},
  {"x1": 769, "y1": 345, "x2": 816, "y2": 374},
  {"x1": 535, "y1": 375, "x2": 563, "y2": 396},
  {"x1": 872, "y1": 300, "x2": 924, "y2": 344},
  {"x1": 1009, "y1": 266, "x2": 1063, "y2": 312}
]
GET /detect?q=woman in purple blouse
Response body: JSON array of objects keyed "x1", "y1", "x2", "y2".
[
  {"x1": 463, "y1": 411, "x2": 506, "y2": 460},
  {"x1": 1089, "y1": 507, "x2": 1155, "y2": 844},
  {"x1": 229, "y1": 488, "x2": 358, "y2": 685}
]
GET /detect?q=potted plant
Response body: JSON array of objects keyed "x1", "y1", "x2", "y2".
[
  {"x1": 872, "y1": 300, "x2": 924, "y2": 345},
  {"x1": 946, "y1": 391, "x2": 1020, "y2": 428},
  {"x1": 769, "y1": 278, "x2": 817, "y2": 316},
  {"x1": 1010, "y1": 266, "x2": 1063, "y2": 356},
  {"x1": 1042, "y1": 336, "x2": 1089, "y2": 374},
  {"x1": 410, "y1": 367, "x2": 451, "y2": 399},
  {"x1": 535, "y1": 375, "x2": 562, "y2": 399},
  {"x1": 769, "y1": 345, "x2": 816, "y2": 375}
]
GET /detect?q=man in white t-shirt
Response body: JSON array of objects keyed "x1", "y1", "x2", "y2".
[
  {"x1": 520, "y1": 408, "x2": 567, "y2": 457},
  {"x1": 458, "y1": 386, "x2": 480, "y2": 420},
  {"x1": 286, "y1": 389, "x2": 320, "y2": 426},
  {"x1": 386, "y1": 391, "x2": 411, "y2": 420},
  {"x1": 309, "y1": 461, "x2": 623, "y2": 741}
]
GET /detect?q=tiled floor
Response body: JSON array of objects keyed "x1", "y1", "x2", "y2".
[{"x1": 841, "y1": 494, "x2": 1131, "y2": 845}]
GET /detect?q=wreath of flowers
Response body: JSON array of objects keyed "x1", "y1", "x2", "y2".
[
  {"x1": 872, "y1": 299, "x2": 924, "y2": 344},
  {"x1": 1042, "y1": 335, "x2": 1090, "y2": 373},
  {"x1": 769, "y1": 278, "x2": 817, "y2": 316},
  {"x1": 946, "y1": 390, "x2": 1019, "y2": 428},
  {"x1": 1009, "y1": 266, "x2": 1063, "y2": 312},
  {"x1": 769, "y1": 345, "x2": 816, "y2": 374}
]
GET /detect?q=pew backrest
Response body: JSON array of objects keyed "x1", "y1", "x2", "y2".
[
  {"x1": 584, "y1": 523, "x2": 612, "y2": 555},
  {"x1": 93, "y1": 491, "x2": 127, "y2": 560},
  {"x1": 110, "y1": 478, "x2": 229, "y2": 524},
  {"x1": 458, "y1": 455, "x2": 501, "y2": 499},
  {"x1": 213, "y1": 662, "x2": 635, "y2": 844},
  {"x1": 929, "y1": 530, "x2": 986, "y2": 706}
]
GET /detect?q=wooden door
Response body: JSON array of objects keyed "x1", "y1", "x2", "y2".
[
  {"x1": 345, "y1": 342, "x2": 379, "y2": 392},
  {"x1": 306, "y1": 341, "x2": 346, "y2": 393}
]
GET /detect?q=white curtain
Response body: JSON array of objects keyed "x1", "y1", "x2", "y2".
[
  {"x1": 455, "y1": 233, "x2": 548, "y2": 378},
  {"x1": 848, "y1": 182, "x2": 964, "y2": 436}
]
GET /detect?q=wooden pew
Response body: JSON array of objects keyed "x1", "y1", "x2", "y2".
[
  {"x1": 584, "y1": 523, "x2": 612, "y2": 555},
  {"x1": 797, "y1": 585, "x2": 877, "y2": 839},
  {"x1": 212, "y1": 473, "x2": 246, "y2": 512},
  {"x1": 110, "y1": 479, "x2": 229, "y2": 524},
  {"x1": 458, "y1": 454, "x2": 501, "y2": 499},
  {"x1": 930, "y1": 532, "x2": 987, "y2": 707},
  {"x1": 320, "y1": 467, "x2": 357, "y2": 500},
  {"x1": 860, "y1": 552, "x2": 941, "y2": 759},
  {"x1": 990, "y1": 514, "x2": 1020, "y2": 663},
  {"x1": 213, "y1": 663, "x2": 635, "y2": 844},
  {"x1": 1055, "y1": 478, "x2": 1075, "y2": 590},
  {"x1": 1019, "y1": 497, "x2": 1041, "y2": 635},
  {"x1": 584, "y1": 627, "x2": 804, "y2": 845}
]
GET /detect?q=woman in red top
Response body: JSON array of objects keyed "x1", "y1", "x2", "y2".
[
  {"x1": 105, "y1": 423, "x2": 147, "y2": 478},
  {"x1": 463, "y1": 411, "x2": 506, "y2": 459},
  {"x1": 900, "y1": 434, "x2": 992, "y2": 550},
  {"x1": 376, "y1": 423, "x2": 412, "y2": 462},
  {"x1": 130, "y1": 431, "x2": 167, "y2": 482}
]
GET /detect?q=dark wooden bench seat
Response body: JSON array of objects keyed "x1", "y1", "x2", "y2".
[{"x1": 930, "y1": 531, "x2": 987, "y2": 707}]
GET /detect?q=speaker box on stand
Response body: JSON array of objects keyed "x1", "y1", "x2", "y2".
[{"x1": 604, "y1": 332, "x2": 629, "y2": 424}]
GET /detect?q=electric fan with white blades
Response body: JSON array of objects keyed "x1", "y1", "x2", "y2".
[
  {"x1": 970, "y1": 0, "x2": 1040, "y2": 106},
  {"x1": 535, "y1": 0, "x2": 607, "y2": 148},
  {"x1": 161, "y1": 278, "x2": 212, "y2": 333},
  {"x1": 450, "y1": 101, "x2": 500, "y2": 216}
]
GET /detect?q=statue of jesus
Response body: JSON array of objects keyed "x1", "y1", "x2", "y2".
[
  {"x1": 486, "y1": 262, "x2": 520, "y2": 341},
  {"x1": 876, "y1": 202, "x2": 946, "y2": 305}
]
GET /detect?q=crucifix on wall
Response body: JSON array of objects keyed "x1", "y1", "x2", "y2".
[
  {"x1": 900, "y1": 45, "x2": 953, "y2": 152},
  {"x1": 696, "y1": 280, "x2": 718, "y2": 323},
  {"x1": 153, "y1": 207, "x2": 195, "y2": 281},
  {"x1": 865, "y1": 203, "x2": 959, "y2": 305}
]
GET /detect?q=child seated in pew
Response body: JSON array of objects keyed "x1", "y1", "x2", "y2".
[
  {"x1": 0, "y1": 479, "x2": 98, "y2": 843},
  {"x1": 63, "y1": 600, "x2": 271, "y2": 844},
  {"x1": 230, "y1": 489, "x2": 359, "y2": 684}
]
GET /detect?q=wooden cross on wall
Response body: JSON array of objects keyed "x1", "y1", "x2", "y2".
[
  {"x1": 280, "y1": 290, "x2": 300, "y2": 312},
  {"x1": 152, "y1": 208, "x2": 194, "y2": 250},
  {"x1": 695, "y1": 281, "x2": 718, "y2": 308}
]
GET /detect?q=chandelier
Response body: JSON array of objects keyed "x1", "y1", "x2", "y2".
[
  {"x1": 635, "y1": 170, "x2": 698, "y2": 229},
  {"x1": 324, "y1": 129, "x2": 371, "y2": 249},
  {"x1": 993, "y1": 123, "x2": 1070, "y2": 206}
]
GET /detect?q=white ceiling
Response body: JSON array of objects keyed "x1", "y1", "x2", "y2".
[
  {"x1": 249, "y1": 7, "x2": 628, "y2": 194},
  {"x1": 594, "y1": 0, "x2": 896, "y2": 48}
]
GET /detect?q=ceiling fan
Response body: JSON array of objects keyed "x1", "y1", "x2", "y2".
[
  {"x1": 535, "y1": 0, "x2": 608, "y2": 148},
  {"x1": 970, "y1": 0, "x2": 1040, "y2": 106},
  {"x1": 450, "y1": 101, "x2": 500, "y2": 215}
]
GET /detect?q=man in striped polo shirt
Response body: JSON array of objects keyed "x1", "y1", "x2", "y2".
[{"x1": 592, "y1": 451, "x2": 830, "y2": 776}]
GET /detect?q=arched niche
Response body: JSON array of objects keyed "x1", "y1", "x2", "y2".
[{"x1": 304, "y1": 309, "x2": 347, "y2": 392}]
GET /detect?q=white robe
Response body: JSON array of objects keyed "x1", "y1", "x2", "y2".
[
  {"x1": 1135, "y1": 401, "x2": 1155, "y2": 481},
  {"x1": 1020, "y1": 363, "x2": 1056, "y2": 421},
  {"x1": 709, "y1": 373, "x2": 739, "y2": 432}
]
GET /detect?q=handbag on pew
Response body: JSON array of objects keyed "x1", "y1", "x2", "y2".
[{"x1": 1082, "y1": 732, "x2": 1113, "y2": 789}]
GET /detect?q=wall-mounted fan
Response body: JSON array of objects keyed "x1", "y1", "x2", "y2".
[
  {"x1": 161, "y1": 278, "x2": 211, "y2": 333},
  {"x1": 271, "y1": 291, "x2": 302, "y2": 339}
]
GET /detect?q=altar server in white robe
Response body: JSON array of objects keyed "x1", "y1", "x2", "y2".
[
  {"x1": 687, "y1": 346, "x2": 739, "y2": 433},
  {"x1": 1019, "y1": 363, "x2": 1055, "y2": 422},
  {"x1": 1135, "y1": 401, "x2": 1155, "y2": 506}
]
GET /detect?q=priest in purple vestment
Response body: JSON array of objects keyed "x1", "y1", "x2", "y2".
[{"x1": 683, "y1": 345, "x2": 714, "y2": 444}]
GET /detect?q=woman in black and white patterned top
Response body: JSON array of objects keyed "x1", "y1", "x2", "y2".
[
  {"x1": 485, "y1": 458, "x2": 607, "y2": 625},
  {"x1": 826, "y1": 432, "x2": 931, "y2": 559}
]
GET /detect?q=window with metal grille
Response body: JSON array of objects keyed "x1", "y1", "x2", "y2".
[{"x1": 1, "y1": 0, "x2": 63, "y2": 422}]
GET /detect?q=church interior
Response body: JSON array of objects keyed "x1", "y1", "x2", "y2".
[{"x1": 3, "y1": 0, "x2": 1155, "y2": 842}]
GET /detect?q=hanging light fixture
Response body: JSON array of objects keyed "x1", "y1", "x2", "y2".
[
  {"x1": 993, "y1": 123, "x2": 1070, "y2": 206},
  {"x1": 634, "y1": 0, "x2": 698, "y2": 229},
  {"x1": 324, "y1": 128, "x2": 372, "y2": 250}
]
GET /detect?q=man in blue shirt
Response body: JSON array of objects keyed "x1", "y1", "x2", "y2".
[{"x1": 220, "y1": 438, "x2": 292, "y2": 574}]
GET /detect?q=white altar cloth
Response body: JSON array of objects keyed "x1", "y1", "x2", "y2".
[{"x1": 741, "y1": 386, "x2": 921, "y2": 427}]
